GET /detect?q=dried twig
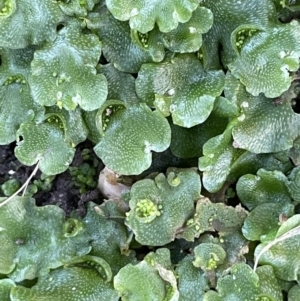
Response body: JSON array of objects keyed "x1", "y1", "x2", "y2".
[{"x1": 0, "y1": 162, "x2": 40, "y2": 208}]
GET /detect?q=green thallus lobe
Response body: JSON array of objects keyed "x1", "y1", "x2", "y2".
[
  {"x1": 65, "y1": 256, "x2": 112, "y2": 282},
  {"x1": 69, "y1": 160, "x2": 98, "y2": 194}
]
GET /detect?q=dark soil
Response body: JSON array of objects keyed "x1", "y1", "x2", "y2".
[
  {"x1": 0, "y1": 138, "x2": 236, "y2": 219},
  {"x1": 0, "y1": 141, "x2": 104, "y2": 217}
]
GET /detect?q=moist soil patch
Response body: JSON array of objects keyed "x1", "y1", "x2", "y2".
[{"x1": 0, "y1": 141, "x2": 104, "y2": 217}]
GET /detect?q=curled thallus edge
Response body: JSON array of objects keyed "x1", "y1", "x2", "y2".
[{"x1": 253, "y1": 224, "x2": 300, "y2": 272}]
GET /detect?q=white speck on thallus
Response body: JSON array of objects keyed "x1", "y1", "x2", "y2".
[
  {"x1": 144, "y1": 141, "x2": 151, "y2": 153},
  {"x1": 64, "y1": 160, "x2": 71, "y2": 166},
  {"x1": 241, "y1": 101, "x2": 249, "y2": 108},
  {"x1": 57, "y1": 91, "x2": 63, "y2": 100},
  {"x1": 279, "y1": 51, "x2": 287, "y2": 58},
  {"x1": 232, "y1": 141, "x2": 240, "y2": 148},
  {"x1": 169, "y1": 104, "x2": 177, "y2": 113},
  {"x1": 189, "y1": 27, "x2": 197, "y2": 34},
  {"x1": 238, "y1": 114, "x2": 245, "y2": 122},
  {"x1": 167, "y1": 88, "x2": 175, "y2": 96},
  {"x1": 72, "y1": 93, "x2": 81, "y2": 104},
  {"x1": 130, "y1": 8, "x2": 139, "y2": 17}
]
